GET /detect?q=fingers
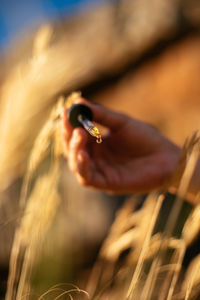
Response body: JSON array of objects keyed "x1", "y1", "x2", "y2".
[
  {"x1": 62, "y1": 97, "x2": 92, "y2": 155},
  {"x1": 67, "y1": 128, "x2": 106, "y2": 188},
  {"x1": 76, "y1": 151, "x2": 108, "y2": 189},
  {"x1": 63, "y1": 96, "x2": 128, "y2": 156},
  {"x1": 76, "y1": 150, "x2": 93, "y2": 185},
  {"x1": 62, "y1": 97, "x2": 129, "y2": 190},
  {"x1": 91, "y1": 103, "x2": 127, "y2": 131},
  {"x1": 67, "y1": 97, "x2": 127, "y2": 131},
  {"x1": 68, "y1": 128, "x2": 88, "y2": 172}
]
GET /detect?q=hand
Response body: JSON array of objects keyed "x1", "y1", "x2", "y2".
[{"x1": 63, "y1": 98, "x2": 181, "y2": 194}]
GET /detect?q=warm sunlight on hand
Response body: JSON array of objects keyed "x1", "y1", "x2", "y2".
[{"x1": 63, "y1": 98, "x2": 181, "y2": 194}]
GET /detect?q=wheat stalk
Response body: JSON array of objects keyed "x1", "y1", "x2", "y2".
[{"x1": 125, "y1": 193, "x2": 164, "y2": 300}]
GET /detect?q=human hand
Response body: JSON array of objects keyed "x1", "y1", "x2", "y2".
[{"x1": 63, "y1": 98, "x2": 181, "y2": 194}]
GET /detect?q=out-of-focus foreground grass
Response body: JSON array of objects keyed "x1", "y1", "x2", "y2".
[{"x1": 0, "y1": 0, "x2": 200, "y2": 299}]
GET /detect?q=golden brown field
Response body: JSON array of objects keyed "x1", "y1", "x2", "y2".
[{"x1": 0, "y1": 1, "x2": 200, "y2": 299}]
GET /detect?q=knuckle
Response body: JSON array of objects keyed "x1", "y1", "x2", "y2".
[
  {"x1": 68, "y1": 157, "x2": 76, "y2": 172},
  {"x1": 77, "y1": 176, "x2": 89, "y2": 187},
  {"x1": 106, "y1": 189, "x2": 117, "y2": 195}
]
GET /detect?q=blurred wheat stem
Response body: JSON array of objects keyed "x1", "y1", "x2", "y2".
[
  {"x1": 38, "y1": 283, "x2": 86, "y2": 300},
  {"x1": 165, "y1": 139, "x2": 200, "y2": 238},
  {"x1": 184, "y1": 255, "x2": 200, "y2": 300},
  {"x1": 39, "y1": 288, "x2": 69, "y2": 300},
  {"x1": 182, "y1": 203, "x2": 200, "y2": 245},
  {"x1": 5, "y1": 97, "x2": 64, "y2": 299},
  {"x1": 126, "y1": 193, "x2": 164, "y2": 300},
  {"x1": 53, "y1": 288, "x2": 90, "y2": 300},
  {"x1": 87, "y1": 198, "x2": 138, "y2": 298},
  {"x1": 19, "y1": 96, "x2": 64, "y2": 209},
  {"x1": 86, "y1": 260, "x2": 105, "y2": 298},
  {"x1": 160, "y1": 240, "x2": 186, "y2": 300},
  {"x1": 5, "y1": 163, "x2": 60, "y2": 300},
  {"x1": 5, "y1": 229, "x2": 22, "y2": 300},
  {"x1": 16, "y1": 240, "x2": 33, "y2": 300},
  {"x1": 141, "y1": 136, "x2": 200, "y2": 300},
  {"x1": 140, "y1": 257, "x2": 160, "y2": 300}
]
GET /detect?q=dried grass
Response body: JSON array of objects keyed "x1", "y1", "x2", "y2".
[
  {"x1": 0, "y1": 3, "x2": 199, "y2": 299},
  {"x1": 3, "y1": 122, "x2": 199, "y2": 299},
  {"x1": 0, "y1": 63, "x2": 199, "y2": 300},
  {"x1": 5, "y1": 165, "x2": 60, "y2": 300},
  {"x1": 5, "y1": 94, "x2": 64, "y2": 300},
  {"x1": 0, "y1": 87, "x2": 199, "y2": 300}
]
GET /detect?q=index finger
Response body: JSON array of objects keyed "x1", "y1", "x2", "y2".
[{"x1": 69, "y1": 98, "x2": 127, "y2": 131}]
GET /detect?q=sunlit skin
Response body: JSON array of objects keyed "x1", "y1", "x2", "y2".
[{"x1": 63, "y1": 98, "x2": 182, "y2": 195}]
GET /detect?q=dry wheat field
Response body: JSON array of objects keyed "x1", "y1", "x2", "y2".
[
  {"x1": 0, "y1": 1, "x2": 200, "y2": 299},
  {"x1": 0, "y1": 87, "x2": 199, "y2": 299}
]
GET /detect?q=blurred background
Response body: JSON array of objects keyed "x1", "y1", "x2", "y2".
[
  {"x1": 0, "y1": 0, "x2": 200, "y2": 299},
  {"x1": 0, "y1": 0, "x2": 106, "y2": 50}
]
